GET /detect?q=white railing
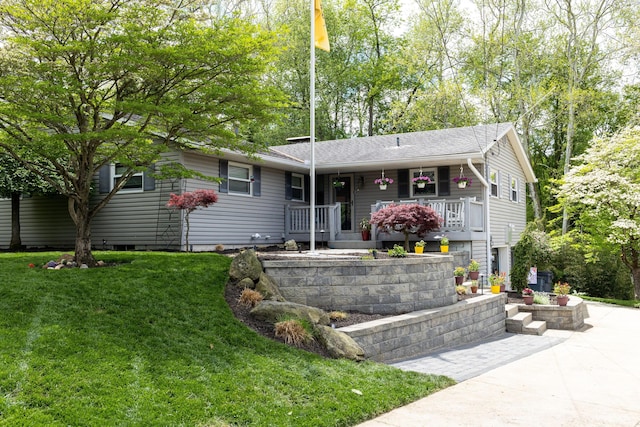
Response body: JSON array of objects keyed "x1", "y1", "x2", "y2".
[
  {"x1": 370, "y1": 197, "x2": 483, "y2": 232},
  {"x1": 285, "y1": 203, "x2": 341, "y2": 240}
]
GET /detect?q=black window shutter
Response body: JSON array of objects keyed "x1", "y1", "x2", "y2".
[
  {"x1": 304, "y1": 174, "x2": 310, "y2": 202},
  {"x1": 219, "y1": 160, "x2": 228, "y2": 193},
  {"x1": 99, "y1": 165, "x2": 111, "y2": 194},
  {"x1": 253, "y1": 166, "x2": 261, "y2": 197},
  {"x1": 398, "y1": 169, "x2": 410, "y2": 198},
  {"x1": 143, "y1": 165, "x2": 155, "y2": 191},
  {"x1": 438, "y1": 166, "x2": 450, "y2": 196},
  {"x1": 285, "y1": 171, "x2": 292, "y2": 200}
]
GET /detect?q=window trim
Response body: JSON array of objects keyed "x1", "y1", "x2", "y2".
[
  {"x1": 290, "y1": 173, "x2": 304, "y2": 201},
  {"x1": 227, "y1": 161, "x2": 253, "y2": 196},
  {"x1": 510, "y1": 175, "x2": 519, "y2": 202},
  {"x1": 489, "y1": 168, "x2": 500, "y2": 198},
  {"x1": 410, "y1": 168, "x2": 437, "y2": 197},
  {"x1": 112, "y1": 163, "x2": 144, "y2": 193}
]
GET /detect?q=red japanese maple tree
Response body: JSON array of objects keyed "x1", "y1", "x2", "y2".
[
  {"x1": 370, "y1": 204, "x2": 442, "y2": 251},
  {"x1": 167, "y1": 189, "x2": 218, "y2": 251}
]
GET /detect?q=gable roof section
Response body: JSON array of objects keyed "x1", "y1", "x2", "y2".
[{"x1": 269, "y1": 122, "x2": 537, "y2": 183}]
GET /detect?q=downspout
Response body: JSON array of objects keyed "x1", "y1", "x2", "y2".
[{"x1": 467, "y1": 158, "x2": 491, "y2": 279}]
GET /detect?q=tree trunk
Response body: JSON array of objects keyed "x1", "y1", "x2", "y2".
[
  {"x1": 69, "y1": 196, "x2": 96, "y2": 267},
  {"x1": 633, "y1": 267, "x2": 640, "y2": 301},
  {"x1": 9, "y1": 191, "x2": 22, "y2": 250}
]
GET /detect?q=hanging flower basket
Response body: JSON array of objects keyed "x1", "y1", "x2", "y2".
[
  {"x1": 374, "y1": 177, "x2": 393, "y2": 190},
  {"x1": 412, "y1": 175, "x2": 431, "y2": 189},
  {"x1": 333, "y1": 179, "x2": 346, "y2": 188},
  {"x1": 453, "y1": 176, "x2": 472, "y2": 189}
]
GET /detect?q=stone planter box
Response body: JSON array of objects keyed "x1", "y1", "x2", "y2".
[{"x1": 517, "y1": 296, "x2": 589, "y2": 330}]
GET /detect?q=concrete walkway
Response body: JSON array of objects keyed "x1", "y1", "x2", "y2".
[{"x1": 356, "y1": 302, "x2": 640, "y2": 427}]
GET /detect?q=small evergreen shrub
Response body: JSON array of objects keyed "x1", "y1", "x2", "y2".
[{"x1": 388, "y1": 244, "x2": 407, "y2": 257}]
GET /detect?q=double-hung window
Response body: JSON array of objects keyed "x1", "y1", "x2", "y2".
[
  {"x1": 510, "y1": 176, "x2": 519, "y2": 202},
  {"x1": 291, "y1": 173, "x2": 304, "y2": 201},
  {"x1": 411, "y1": 168, "x2": 437, "y2": 196},
  {"x1": 113, "y1": 163, "x2": 143, "y2": 192},
  {"x1": 228, "y1": 162, "x2": 253, "y2": 196},
  {"x1": 489, "y1": 169, "x2": 499, "y2": 198}
]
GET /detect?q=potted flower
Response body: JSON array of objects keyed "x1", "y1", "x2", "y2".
[
  {"x1": 522, "y1": 287, "x2": 534, "y2": 305},
  {"x1": 415, "y1": 239, "x2": 426, "y2": 254},
  {"x1": 333, "y1": 179, "x2": 346, "y2": 188},
  {"x1": 554, "y1": 281, "x2": 571, "y2": 306},
  {"x1": 439, "y1": 236, "x2": 449, "y2": 253},
  {"x1": 470, "y1": 280, "x2": 479, "y2": 294},
  {"x1": 467, "y1": 259, "x2": 480, "y2": 280},
  {"x1": 412, "y1": 175, "x2": 431, "y2": 189},
  {"x1": 374, "y1": 176, "x2": 394, "y2": 190},
  {"x1": 359, "y1": 217, "x2": 371, "y2": 241},
  {"x1": 453, "y1": 176, "x2": 472, "y2": 189},
  {"x1": 454, "y1": 266, "x2": 466, "y2": 285},
  {"x1": 489, "y1": 272, "x2": 506, "y2": 294}
]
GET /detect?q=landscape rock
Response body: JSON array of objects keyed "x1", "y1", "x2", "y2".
[
  {"x1": 255, "y1": 272, "x2": 285, "y2": 301},
  {"x1": 250, "y1": 300, "x2": 330, "y2": 325},
  {"x1": 315, "y1": 325, "x2": 365, "y2": 361},
  {"x1": 237, "y1": 277, "x2": 256, "y2": 289},
  {"x1": 284, "y1": 239, "x2": 298, "y2": 251},
  {"x1": 228, "y1": 250, "x2": 263, "y2": 282}
]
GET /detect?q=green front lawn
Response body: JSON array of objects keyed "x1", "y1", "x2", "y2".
[{"x1": 0, "y1": 252, "x2": 453, "y2": 426}]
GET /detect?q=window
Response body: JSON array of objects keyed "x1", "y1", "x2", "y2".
[
  {"x1": 489, "y1": 169, "x2": 499, "y2": 198},
  {"x1": 291, "y1": 173, "x2": 304, "y2": 201},
  {"x1": 228, "y1": 162, "x2": 253, "y2": 195},
  {"x1": 113, "y1": 163, "x2": 143, "y2": 192},
  {"x1": 411, "y1": 168, "x2": 437, "y2": 197},
  {"x1": 510, "y1": 176, "x2": 519, "y2": 202}
]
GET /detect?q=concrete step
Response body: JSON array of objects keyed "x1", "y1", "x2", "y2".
[
  {"x1": 523, "y1": 320, "x2": 547, "y2": 336},
  {"x1": 506, "y1": 312, "x2": 533, "y2": 333},
  {"x1": 505, "y1": 303, "x2": 520, "y2": 318}
]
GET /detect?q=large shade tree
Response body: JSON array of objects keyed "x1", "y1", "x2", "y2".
[
  {"x1": 0, "y1": 0, "x2": 285, "y2": 265},
  {"x1": 557, "y1": 126, "x2": 640, "y2": 298}
]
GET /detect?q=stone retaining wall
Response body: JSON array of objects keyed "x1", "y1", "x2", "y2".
[
  {"x1": 517, "y1": 296, "x2": 589, "y2": 330},
  {"x1": 339, "y1": 294, "x2": 508, "y2": 363},
  {"x1": 262, "y1": 254, "x2": 457, "y2": 315}
]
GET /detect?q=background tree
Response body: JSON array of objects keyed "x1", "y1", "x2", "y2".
[
  {"x1": 370, "y1": 204, "x2": 442, "y2": 251},
  {"x1": 166, "y1": 190, "x2": 219, "y2": 251},
  {"x1": 557, "y1": 126, "x2": 640, "y2": 298},
  {"x1": 0, "y1": 154, "x2": 57, "y2": 249},
  {"x1": 0, "y1": 0, "x2": 284, "y2": 265}
]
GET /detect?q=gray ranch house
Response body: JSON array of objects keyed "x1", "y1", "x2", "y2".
[{"x1": 0, "y1": 122, "x2": 536, "y2": 277}]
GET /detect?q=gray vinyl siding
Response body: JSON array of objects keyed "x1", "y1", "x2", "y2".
[
  {"x1": 91, "y1": 151, "x2": 183, "y2": 250},
  {"x1": 486, "y1": 135, "x2": 527, "y2": 248},
  {"x1": 0, "y1": 194, "x2": 76, "y2": 249},
  {"x1": 180, "y1": 152, "x2": 297, "y2": 249}
]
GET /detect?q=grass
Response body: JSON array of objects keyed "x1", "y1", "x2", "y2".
[
  {"x1": 580, "y1": 295, "x2": 640, "y2": 308},
  {"x1": 0, "y1": 252, "x2": 454, "y2": 426}
]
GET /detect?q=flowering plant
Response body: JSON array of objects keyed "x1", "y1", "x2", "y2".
[
  {"x1": 333, "y1": 179, "x2": 345, "y2": 188},
  {"x1": 412, "y1": 175, "x2": 431, "y2": 183},
  {"x1": 453, "y1": 176, "x2": 472, "y2": 186},
  {"x1": 522, "y1": 287, "x2": 534, "y2": 296},
  {"x1": 489, "y1": 272, "x2": 506, "y2": 286},
  {"x1": 554, "y1": 282, "x2": 571, "y2": 296},
  {"x1": 374, "y1": 177, "x2": 394, "y2": 185}
]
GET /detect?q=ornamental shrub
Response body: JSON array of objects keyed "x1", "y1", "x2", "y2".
[{"x1": 370, "y1": 204, "x2": 442, "y2": 251}]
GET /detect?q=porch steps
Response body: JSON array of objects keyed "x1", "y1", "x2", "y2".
[{"x1": 505, "y1": 305, "x2": 547, "y2": 336}]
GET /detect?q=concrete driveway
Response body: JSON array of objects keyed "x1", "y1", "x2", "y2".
[{"x1": 357, "y1": 302, "x2": 640, "y2": 426}]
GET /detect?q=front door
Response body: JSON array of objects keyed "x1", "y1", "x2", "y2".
[{"x1": 332, "y1": 175, "x2": 353, "y2": 232}]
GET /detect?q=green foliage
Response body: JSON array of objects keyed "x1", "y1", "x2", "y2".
[
  {"x1": 533, "y1": 292, "x2": 551, "y2": 305},
  {"x1": 0, "y1": 252, "x2": 454, "y2": 425},
  {"x1": 454, "y1": 266, "x2": 466, "y2": 277},
  {"x1": 388, "y1": 244, "x2": 408, "y2": 258},
  {"x1": 511, "y1": 222, "x2": 553, "y2": 292}
]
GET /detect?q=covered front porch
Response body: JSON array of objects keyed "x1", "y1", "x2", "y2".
[{"x1": 284, "y1": 196, "x2": 484, "y2": 248}]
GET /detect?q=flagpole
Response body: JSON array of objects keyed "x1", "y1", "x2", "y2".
[{"x1": 309, "y1": 0, "x2": 317, "y2": 254}]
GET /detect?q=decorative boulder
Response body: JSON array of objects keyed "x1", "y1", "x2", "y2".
[
  {"x1": 236, "y1": 277, "x2": 256, "y2": 290},
  {"x1": 228, "y1": 250, "x2": 263, "y2": 282},
  {"x1": 315, "y1": 325, "x2": 365, "y2": 361},
  {"x1": 284, "y1": 239, "x2": 298, "y2": 251},
  {"x1": 250, "y1": 300, "x2": 330, "y2": 326},
  {"x1": 255, "y1": 272, "x2": 285, "y2": 301}
]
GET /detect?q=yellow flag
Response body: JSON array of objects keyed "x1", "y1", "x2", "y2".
[{"x1": 314, "y1": 0, "x2": 330, "y2": 52}]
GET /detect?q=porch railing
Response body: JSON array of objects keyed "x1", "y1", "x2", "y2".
[
  {"x1": 284, "y1": 203, "x2": 341, "y2": 241},
  {"x1": 370, "y1": 197, "x2": 484, "y2": 232}
]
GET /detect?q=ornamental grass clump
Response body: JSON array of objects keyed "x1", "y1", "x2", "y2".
[
  {"x1": 329, "y1": 311, "x2": 349, "y2": 321},
  {"x1": 274, "y1": 318, "x2": 313, "y2": 347},
  {"x1": 238, "y1": 288, "x2": 263, "y2": 307}
]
